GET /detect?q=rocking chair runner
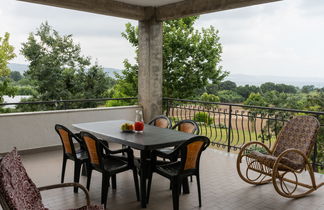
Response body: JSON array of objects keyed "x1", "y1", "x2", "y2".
[{"x1": 237, "y1": 115, "x2": 324, "y2": 198}]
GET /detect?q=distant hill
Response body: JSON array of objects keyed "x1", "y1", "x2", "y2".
[
  {"x1": 8, "y1": 63, "x2": 122, "y2": 79},
  {"x1": 103, "y1": 68, "x2": 122, "y2": 78},
  {"x1": 8, "y1": 63, "x2": 324, "y2": 87},
  {"x1": 227, "y1": 74, "x2": 324, "y2": 88},
  {"x1": 8, "y1": 63, "x2": 28, "y2": 74}
]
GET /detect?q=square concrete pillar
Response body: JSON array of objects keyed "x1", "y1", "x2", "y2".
[{"x1": 138, "y1": 19, "x2": 163, "y2": 122}]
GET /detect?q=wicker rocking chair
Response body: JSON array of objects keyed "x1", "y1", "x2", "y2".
[{"x1": 237, "y1": 115, "x2": 324, "y2": 198}]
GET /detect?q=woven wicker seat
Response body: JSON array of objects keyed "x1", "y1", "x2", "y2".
[
  {"x1": 0, "y1": 148, "x2": 103, "y2": 210},
  {"x1": 237, "y1": 115, "x2": 324, "y2": 198}
]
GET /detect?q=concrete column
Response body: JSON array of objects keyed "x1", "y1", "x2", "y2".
[{"x1": 138, "y1": 18, "x2": 163, "y2": 122}]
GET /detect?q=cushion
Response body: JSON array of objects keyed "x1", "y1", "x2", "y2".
[
  {"x1": 247, "y1": 151, "x2": 304, "y2": 170},
  {"x1": 0, "y1": 148, "x2": 48, "y2": 210}
]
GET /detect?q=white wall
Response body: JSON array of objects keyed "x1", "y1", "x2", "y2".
[{"x1": 0, "y1": 106, "x2": 141, "y2": 153}]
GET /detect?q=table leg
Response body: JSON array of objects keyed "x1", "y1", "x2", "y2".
[{"x1": 140, "y1": 150, "x2": 149, "y2": 208}]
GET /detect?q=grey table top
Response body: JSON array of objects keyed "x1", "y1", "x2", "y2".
[{"x1": 72, "y1": 120, "x2": 196, "y2": 150}]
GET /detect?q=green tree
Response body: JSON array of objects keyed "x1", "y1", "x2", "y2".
[
  {"x1": 305, "y1": 92, "x2": 324, "y2": 171},
  {"x1": 219, "y1": 80, "x2": 237, "y2": 91},
  {"x1": 301, "y1": 85, "x2": 315, "y2": 94},
  {"x1": 0, "y1": 32, "x2": 16, "y2": 102},
  {"x1": 113, "y1": 16, "x2": 227, "y2": 99},
  {"x1": 260, "y1": 82, "x2": 297, "y2": 94},
  {"x1": 236, "y1": 85, "x2": 260, "y2": 99},
  {"x1": 244, "y1": 93, "x2": 268, "y2": 107},
  {"x1": 10, "y1": 71, "x2": 22, "y2": 81},
  {"x1": 20, "y1": 22, "x2": 113, "y2": 109},
  {"x1": 217, "y1": 90, "x2": 244, "y2": 103},
  {"x1": 199, "y1": 92, "x2": 220, "y2": 109}
]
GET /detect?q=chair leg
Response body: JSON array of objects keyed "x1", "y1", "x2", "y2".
[
  {"x1": 73, "y1": 161, "x2": 82, "y2": 193},
  {"x1": 81, "y1": 162, "x2": 87, "y2": 176},
  {"x1": 112, "y1": 174, "x2": 117, "y2": 189},
  {"x1": 61, "y1": 156, "x2": 67, "y2": 183},
  {"x1": 133, "y1": 168, "x2": 140, "y2": 201},
  {"x1": 171, "y1": 179, "x2": 180, "y2": 210},
  {"x1": 101, "y1": 174, "x2": 110, "y2": 208},
  {"x1": 146, "y1": 170, "x2": 152, "y2": 203},
  {"x1": 196, "y1": 174, "x2": 202, "y2": 207},
  {"x1": 86, "y1": 168, "x2": 93, "y2": 190}
]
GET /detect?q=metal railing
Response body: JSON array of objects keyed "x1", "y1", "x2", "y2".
[
  {"x1": 1, "y1": 96, "x2": 323, "y2": 171},
  {"x1": 163, "y1": 97, "x2": 324, "y2": 171}
]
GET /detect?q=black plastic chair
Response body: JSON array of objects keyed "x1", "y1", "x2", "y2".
[
  {"x1": 158, "y1": 119, "x2": 200, "y2": 157},
  {"x1": 148, "y1": 115, "x2": 172, "y2": 129},
  {"x1": 147, "y1": 136, "x2": 210, "y2": 210},
  {"x1": 55, "y1": 124, "x2": 88, "y2": 193},
  {"x1": 172, "y1": 119, "x2": 199, "y2": 135},
  {"x1": 80, "y1": 131, "x2": 140, "y2": 208}
]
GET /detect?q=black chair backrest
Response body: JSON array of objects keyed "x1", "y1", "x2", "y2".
[
  {"x1": 148, "y1": 115, "x2": 172, "y2": 129},
  {"x1": 172, "y1": 120, "x2": 200, "y2": 135}
]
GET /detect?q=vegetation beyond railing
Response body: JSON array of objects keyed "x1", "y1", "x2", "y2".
[
  {"x1": 163, "y1": 98, "x2": 324, "y2": 172},
  {"x1": 0, "y1": 97, "x2": 138, "y2": 113}
]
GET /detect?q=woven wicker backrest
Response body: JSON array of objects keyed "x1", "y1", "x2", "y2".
[
  {"x1": 273, "y1": 116, "x2": 320, "y2": 165},
  {"x1": 149, "y1": 115, "x2": 172, "y2": 129},
  {"x1": 173, "y1": 120, "x2": 199, "y2": 134},
  {"x1": 179, "y1": 123, "x2": 196, "y2": 134},
  {"x1": 154, "y1": 118, "x2": 169, "y2": 128},
  {"x1": 178, "y1": 136, "x2": 210, "y2": 172},
  {"x1": 184, "y1": 141, "x2": 205, "y2": 170},
  {"x1": 57, "y1": 128, "x2": 73, "y2": 154},
  {"x1": 83, "y1": 136, "x2": 100, "y2": 165}
]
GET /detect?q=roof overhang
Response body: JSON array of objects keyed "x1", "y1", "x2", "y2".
[{"x1": 18, "y1": 0, "x2": 282, "y2": 21}]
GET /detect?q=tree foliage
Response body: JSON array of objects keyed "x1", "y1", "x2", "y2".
[
  {"x1": 114, "y1": 16, "x2": 227, "y2": 99},
  {"x1": 21, "y1": 22, "x2": 113, "y2": 108},
  {"x1": 0, "y1": 32, "x2": 16, "y2": 101}
]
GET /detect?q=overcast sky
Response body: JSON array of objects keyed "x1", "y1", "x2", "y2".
[{"x1": 1, "y1": 0, "x2": 324, "y2": 78}]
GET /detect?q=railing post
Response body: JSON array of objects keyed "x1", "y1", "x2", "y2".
[
  {"x1": 165, "y1": 98, "x2": 170, "y2": 116},
  {"x1": 312, "y1": 142, "x2": 318, "y2": 172},
  {"x1": 312, "y1": 114, "x2": 319, "y2": 172},
  {"x1": 227, "y1": 105, "x2": 232, "y2": 153}
]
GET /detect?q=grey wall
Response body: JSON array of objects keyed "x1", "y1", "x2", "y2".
[{"x1": 0, "y1": 106, "x2": 141, "y2": 153}]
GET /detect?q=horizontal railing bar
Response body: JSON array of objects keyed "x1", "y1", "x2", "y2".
[
  {"x1": 163, "y1": 97, "x2": 324, "y2": 115},
  {"x1": 0, "y1": 97, "x2": 138, "y2": 106}
]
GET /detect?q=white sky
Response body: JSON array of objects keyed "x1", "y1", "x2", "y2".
[{"x1": 1, "y1": 0, "x2": 324, "y2": 78}]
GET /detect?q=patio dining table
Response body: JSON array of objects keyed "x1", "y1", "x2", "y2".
[{"x1": 72, "y1": 119, "x2": 196, "y2": 208}]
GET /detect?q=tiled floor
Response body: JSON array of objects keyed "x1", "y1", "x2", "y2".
[{"x1": 8, "y1": 144, "x2": 324, "y2": 210}]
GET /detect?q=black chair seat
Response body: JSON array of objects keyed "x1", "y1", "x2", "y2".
[
  {"x1": 156, "y1": 162, "x2": 182, "y2": 178},
  {"x1": 103, "y1": 156, "x2": 128, "y2": 173},
  {"x1": 76, "y1": 150, "x2": 88, "y2": 160}
]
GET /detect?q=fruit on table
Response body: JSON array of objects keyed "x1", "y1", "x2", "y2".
[{"x1": 121, "y1": 123, "x2": 134, "y2": 131}]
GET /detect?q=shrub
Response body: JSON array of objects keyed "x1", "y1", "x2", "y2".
[{"x1": 193, "y1": 112, "x2": 213, "y2": 125}]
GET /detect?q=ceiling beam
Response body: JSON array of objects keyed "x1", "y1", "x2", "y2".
[
  {"x1": 156, "y1": 0, "x2": 282, "y2": 21},
  {"x1": 18, "y1": 0, "x2": 147, "y2": 20}
]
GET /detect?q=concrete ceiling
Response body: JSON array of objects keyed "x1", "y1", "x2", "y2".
[
  {"x1": 18, "y1": 0, "x2": 282, "y2": 21},
  {"x1": 115, "y1": 0, "x2": 184, "y2": 7}
]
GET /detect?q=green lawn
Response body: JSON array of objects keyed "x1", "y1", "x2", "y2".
[{"x1": 198, "y1": 124, "x2": 277, "y2": 150}]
